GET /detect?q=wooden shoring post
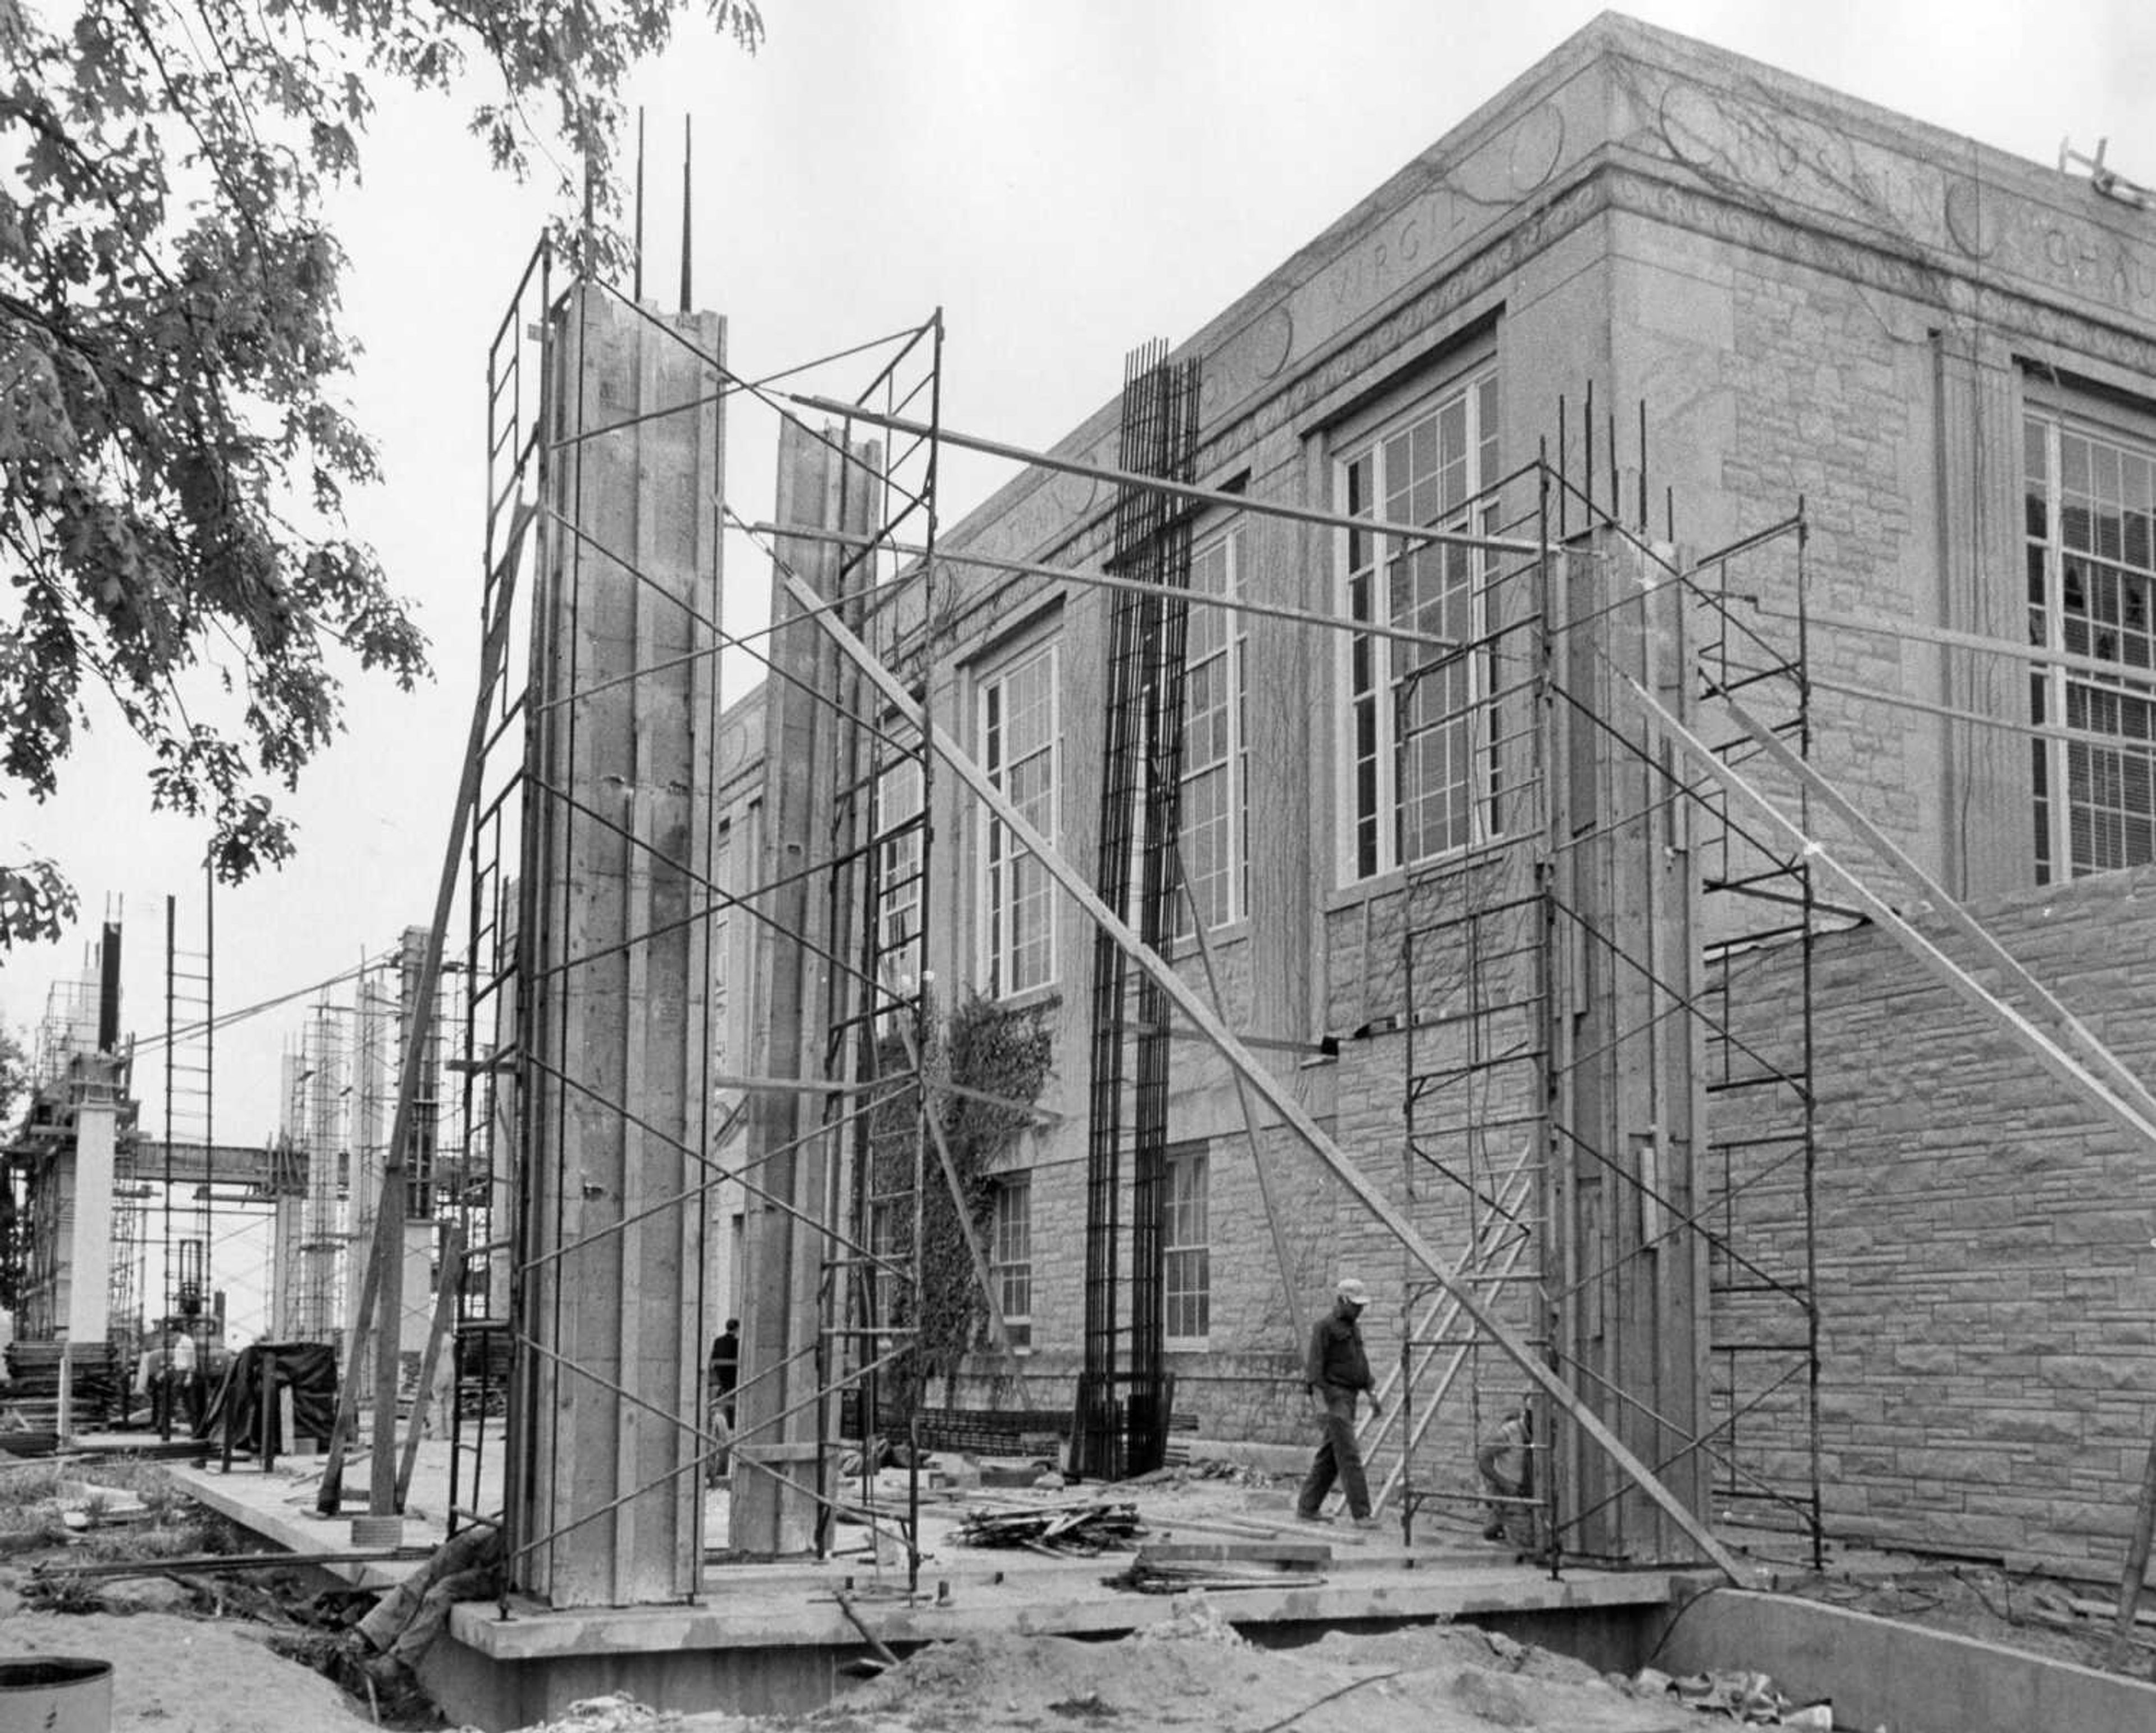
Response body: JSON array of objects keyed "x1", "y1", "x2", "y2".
[
  {"x1": 2113, "y1": 1410, "x2": 2156, "y2": 1671},
  {"x1": 778, "y1": 565, "x2": 1749, "y2": 1582},
  {"x1": 316, "y1": 503, "x2": 534, "y2": 1516},
  {"x1": 1620, "y1": 675, "x2": 2156, "y2": 1155},
  {"x1": 1171, "y1": 842, "x2": 1305, "y2": 1357},
  {"x1": 397, "y1": 1221, "x2": 468, "y2": 1508}
]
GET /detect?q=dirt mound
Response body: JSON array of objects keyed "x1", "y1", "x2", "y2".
[{"x1": 723, "y1": 1598, "x2": 1700, "y2": 1732}]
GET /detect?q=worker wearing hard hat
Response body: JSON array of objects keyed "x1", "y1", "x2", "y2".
[{"x1": 1295, "y1": 1275, "x2": 1381, "y2": 1528}]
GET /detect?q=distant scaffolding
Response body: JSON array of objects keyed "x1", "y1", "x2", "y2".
[{"x1": 280, "y1": 1007, "x2": 346, "y2": 1341}]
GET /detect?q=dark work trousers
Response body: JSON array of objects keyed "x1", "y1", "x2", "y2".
[{"x1": 1296, "y1": 1387, "x2": 1369, "y2": 1518}]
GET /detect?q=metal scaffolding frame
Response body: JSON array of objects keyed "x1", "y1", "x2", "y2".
[
  {"x1": 1374, "y1": 404, "x2": 1838, "y2": 1568},
  {"x1": 403, "y1": 222, "x2": 2156, "y2": 1613},
  {"x1": 453, "y1": 235, "x2": 967, "y2": 1602}
]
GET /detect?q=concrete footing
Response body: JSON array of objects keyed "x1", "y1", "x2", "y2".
[
  {"x1": 1652, "y1": 1587, "x2": 2156, "y2": 1733},
  {"x1": 429, "y1": 1561, "x2": 1686, "y2": 1729},
  {"x1": 172, "y1": 1451, "x2": 2156, "y2": 1733}
]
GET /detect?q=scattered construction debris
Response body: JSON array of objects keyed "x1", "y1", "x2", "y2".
[
  {"x1": 1632, "y1": 1665, "x2": 1830, "y2": 1727},
  {"x1": 952, "y1": 1499, "x2": 1143, "y2": 1554}
]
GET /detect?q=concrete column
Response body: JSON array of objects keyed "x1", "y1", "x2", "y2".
[
  {"x1": 65, "y1": 1102, "x2": 116, "y2": 1342},
  {"x1": 400, "y1": 1225, "x2": 433, "y2": 1359},
  {"x1": 729, "y1": 417, "x2": 881, "y2": 1556},
  {"x1": 271, "y1": 1194, "x2": 304, "y2": 1339},
  {"x1": 346, "y1": 974, "x2": 391, "y2": 1385},
  {"x1": 1553, "y1": 538, "x2": 1709, "y2": 1562},
  {"x1": 512, "y1": 286, "x2": 724, "y2": 1607}
]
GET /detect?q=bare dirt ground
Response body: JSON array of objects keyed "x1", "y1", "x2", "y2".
[{"x1": 0, "y1": 1453, "x2": 387, "y2": 1732}]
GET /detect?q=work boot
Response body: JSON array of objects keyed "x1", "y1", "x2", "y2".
[
  {"x1": 1294, "y1": 1510, "x2": 1333, "y2": 1525},
  {"x1": 1350, "y1": 1515, "x2": 1381, "y2": 1530}
]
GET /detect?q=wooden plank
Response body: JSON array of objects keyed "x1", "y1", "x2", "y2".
[
  {"x1": 1138, "y1": 1541, "x2": 1330, "y2": 1567},
  {"x1": 315, "y1": 500, "x2": 532, "y2": 1518},
  {"x1": 2111, "y1": 1416, "x2": 2156, "y2": 1667},
  {"x1": 780, "y1": 566, "x2": 1749, "y2": 1584},
  {"x1": 396, "y1": 1223, "x2": 466, "y2": 1511}
]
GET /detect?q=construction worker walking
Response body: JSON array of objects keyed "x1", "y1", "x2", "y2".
[{"x1": 1296, "y1": 1275, "x2": 1380, "y2": 1528}]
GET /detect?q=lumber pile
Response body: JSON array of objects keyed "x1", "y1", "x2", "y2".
[
  {"x1": 3, "y1": 1342, "x2": 125, "y2": 1432},
  {"x1": 953, "y1": 1500, "x2": 1143, "y2": 1555}
]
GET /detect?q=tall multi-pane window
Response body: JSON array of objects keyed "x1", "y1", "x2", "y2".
[
  {"x1": 991, "y1": 1175, "x2": 1033, "y2": 1349},
  {"x1": 2025, "y1": 408, "x2": 2156, "y2": 882},
  {"x1": 875, "y1": 756, "x2": 924, "y2": 998},
  {"x1": 1177, "y1": 526, "x2": 1248, "y2": 934},
  {"x1": 1338, "y1": 364, "x2": 1500, "y2": 881},
  {"x1": 1163, "y1": 1144, "x2": 1209, "y2": 1346},
  {"x1": 979, "y1": 640, "x2": 1060, "y2": 996}
]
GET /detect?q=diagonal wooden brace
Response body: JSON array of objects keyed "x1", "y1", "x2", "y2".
[
  {"x1": 1621, "y1": 670, "x2": 2156, "y2": 1157},
  {"x1": 779, "y1": 567, "x2": 1748, "y2": 1581}
]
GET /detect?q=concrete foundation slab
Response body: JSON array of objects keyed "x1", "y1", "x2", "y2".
[
  {"x1": 431, "y1": 1554, "x2": 1688, "y2": 1729},
  {"x1": 167, "y1": 1442, "x2": 1693, "y2": 1729},
  {"x1": 186, "y1": 1444, "x2": 2156, "y2": 1733}
]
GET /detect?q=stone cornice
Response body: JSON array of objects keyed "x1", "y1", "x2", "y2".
[{"x1": 937, "y1": 17, "x2": 2156, "y2": 599}]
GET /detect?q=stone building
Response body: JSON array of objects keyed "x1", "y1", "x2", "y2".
[{"x1": 753, "y1": 13, "x2": 2156, "y2": 1576}]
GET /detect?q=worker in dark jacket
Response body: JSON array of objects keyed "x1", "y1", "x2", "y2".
[{"x1": 1295, "y1": 1275, "x2": 1380, "y2": 1527}]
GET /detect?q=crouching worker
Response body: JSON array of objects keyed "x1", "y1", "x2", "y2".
[{"x1": 1477, "y1": 1401, "x2": 1536, "y2": 1549}]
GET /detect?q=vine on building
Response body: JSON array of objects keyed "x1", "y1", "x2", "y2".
[{"x1": 866, "y1": 989, "x2": 1050, "y2": 1411}]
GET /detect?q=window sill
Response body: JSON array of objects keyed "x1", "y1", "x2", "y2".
[
  {"x1": 987, "y1": 984, "x2": 1063, "y2": 1016},
  {"x1": 1319, "y1": 867, "x2": 1409, "y2": 914},
  {"x1": 1322, "y1": 843, "x2": 1505, "y2": 915},
  {"x1": 1166, "y1": 918, "x2": 1251, "y2": 957}
]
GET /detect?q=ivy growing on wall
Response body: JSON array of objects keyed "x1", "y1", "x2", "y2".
[{"x1": 867, "y1": 988, "x2": 1052, "y2": 1409}]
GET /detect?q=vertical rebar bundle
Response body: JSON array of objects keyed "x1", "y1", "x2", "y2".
[{"x1": 1076, "y1": 341, "x2": 1202, "y2": 1480}]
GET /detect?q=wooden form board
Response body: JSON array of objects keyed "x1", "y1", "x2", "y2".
[
  {"x1": 1554, "y1": 541, "x2": 1710, "y2": 1559},
  {"x1": 514, "y1": 289, "x2": 724, "y2": 1606}
]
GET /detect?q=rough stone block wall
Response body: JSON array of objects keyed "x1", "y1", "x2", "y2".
[
  {"x1": 1718, "y1": 252, "x2": 1923, "y2": 878},
  {"x1": 1722, "y1": 865, "x2": 2156, "y2": 1576}
]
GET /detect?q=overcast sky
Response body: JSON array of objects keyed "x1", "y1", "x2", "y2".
[{"x1": 8, "y1": 0, "x2": 2155, "y2": 1160}]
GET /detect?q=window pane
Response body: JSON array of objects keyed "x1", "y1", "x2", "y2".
[
  {"x1": 1164, "y1": 1149, "x2": 1209, "y2": 1343},
  {"x1": 992, "y1": 1176, "x2": 1033, "y2": 1349},
  {"x1": 982, "y1": 644, "x2": 1058, "y2": 993},
  {"x1": 2028, "y1": 408, "x2": 2156, "y2": 881},
  {"x1": 1340, "y1": 363, "x2": 1498, "y2": 879},
  {"x1": 1179, "y1": 531, "x2": 1243, "y2": 934}
]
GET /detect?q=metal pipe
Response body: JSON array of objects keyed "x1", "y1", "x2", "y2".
[{"x1": 785, "y1": 395, "x2": 1546, "y2": 558}]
